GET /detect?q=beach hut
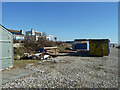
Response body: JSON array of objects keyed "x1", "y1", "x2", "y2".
[
  {"x1": 0, "y1": 24, "x2": 13, "y2": 70},
  {"x1": 89, "y1": 39, "x2": 110, "y2": 56}
]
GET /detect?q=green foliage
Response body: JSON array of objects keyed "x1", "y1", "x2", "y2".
[{"x1": 16, "y1": 55, "x2": 21, "y2": 60}]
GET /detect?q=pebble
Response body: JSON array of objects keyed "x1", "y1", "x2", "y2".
[{"x1": 1, "y1": 48, "x2": 118, "y2": 88}]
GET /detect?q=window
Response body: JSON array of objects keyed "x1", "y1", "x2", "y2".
[
  {"x1": 28, "y1": 33, "x2": 31, "y2": 36},
  {"x1": 36, "y1": 33, "x2": 41, "y2": 36}
]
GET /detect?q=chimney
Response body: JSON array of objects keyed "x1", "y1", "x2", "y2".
[
  {"x1": 20, "y1": 29, "x2": 23, "y2": 34},
  {"x1": 31, "y1": 29, "x2": 35, "y2": 35}
]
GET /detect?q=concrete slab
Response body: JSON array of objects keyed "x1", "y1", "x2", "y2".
[{"x1": 2, "y1": 68, "x2": 36, "y2": 84}]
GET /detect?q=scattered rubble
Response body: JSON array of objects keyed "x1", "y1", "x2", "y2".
[{"x1": 2, "y1": 47, "x2": 118, "y2": 88}]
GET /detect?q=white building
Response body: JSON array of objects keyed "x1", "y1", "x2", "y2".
[
  {"x1": 46, "y1": 36, "x2": 51, "y2": 41},
  {"x1": 8, "y1": 29, "x2": 25, "y2": 41},
  {"x1": 26, "y1": 29, "x2": 51, "y2": 41}
]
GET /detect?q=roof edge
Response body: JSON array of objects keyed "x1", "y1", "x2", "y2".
[{"x1": 0, "y1": 24, "x2": 13, "y2": 36}]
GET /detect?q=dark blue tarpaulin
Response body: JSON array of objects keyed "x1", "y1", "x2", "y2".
[
  {"x1": 75, "y1": 43, "x2": 87, "y2": 49},
  {"x1": 36, "y1": 48, "x2": 47, "y2": 52}
]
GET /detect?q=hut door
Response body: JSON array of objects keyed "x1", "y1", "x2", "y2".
[{"x1": 94, "y1": 43, "x2": 103, "y2": 56}]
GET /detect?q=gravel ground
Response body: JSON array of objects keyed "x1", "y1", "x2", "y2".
[{"x1": 2, "y1": 47, "x2": 118, "y2": 88}]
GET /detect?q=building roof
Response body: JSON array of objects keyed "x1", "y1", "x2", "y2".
[
  {"x1": 8, "y1": 29, "x2": 20, "y2": 33},
  {"x1": 35, "y1": 32, "x2": 42, "y2": 33},
  {"x1": 74, "y1": 39, "x2": 110, "y2": 41},
  {"x1": 89, "y1": 39, "x2": 110, "y2": 41},
  {"x1": 8, "y1": 29, "x2": 24, "y2": 36}
]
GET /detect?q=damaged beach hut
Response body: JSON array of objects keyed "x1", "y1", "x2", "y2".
[
  {"x1": 89, "y1": 39, "x2": 110, "y2": 56},
  {"x1": 72, "y1": 39, "x2": 89, "y2": 51},
  {"x1": 72, "y1": 39, "x2": 110, "y2": 56}
]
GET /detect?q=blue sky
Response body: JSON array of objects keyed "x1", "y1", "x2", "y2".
[{"x1": 2, "y1": 2, "x2": 118, "y2": 43}]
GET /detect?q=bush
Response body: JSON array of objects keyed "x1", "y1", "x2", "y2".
[
  {"x1": 23, "y1": 36, "x2": 55, "y2": 52},
  {"x1": 14, "y1": 55, "x2": 21, "y2": 60},
  {"x1": 16, "y1": 55, "x2": 21, "y2": 60},
  {"x1": 14, "y1": 47, "x2": 24, "y2": 56}
]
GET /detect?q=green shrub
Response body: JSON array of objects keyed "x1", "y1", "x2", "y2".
[
  {"x1": 14, "y1": 47, "x2": 24, "y2": 57},
  {"x1": 14, "y1": 55, "x2": 21, "y2": 60}
]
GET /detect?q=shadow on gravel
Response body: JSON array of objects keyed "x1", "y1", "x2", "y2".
[
  {"x1": 66, "y1": 51, "x2": 90, "y2": 57},
  {"x1": 56, "y1": 51, "x2": 103, "y2": 57}
]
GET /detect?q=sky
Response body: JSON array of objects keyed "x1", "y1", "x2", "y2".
[{"x1": 2, "y1": 2, "x2": 118, "y2": 43}]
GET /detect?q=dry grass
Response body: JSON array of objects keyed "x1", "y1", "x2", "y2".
[{"x1": 14, "y1": 60, "x2": 40, "y2": 68}]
